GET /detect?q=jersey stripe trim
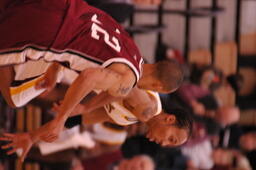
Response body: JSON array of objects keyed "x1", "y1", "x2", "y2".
[
  {"x1": 11, "y1": 75, "x2": 42, "y2": 87},
  {"x1": 10, "y1": 75, "x2": 44, "y2": 96},
  {"x1": 0, "y1": 45, "x2": 103, "y2": 67},
  {"x1": 10, "y1": 75, "x2": 46, "y2": 107}
]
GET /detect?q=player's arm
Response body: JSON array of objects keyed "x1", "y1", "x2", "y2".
[
  {"x1": 83, "y1": 91, "x2": 123, "y2": 113},
  {"x1": 135, "y1": 104, "x2": 156, "y2": 122},
  {"x1": 65, "y1": 91, "x2": 122, "y2": 117},
  {"x1": 125, "y1": 87, "x2": 157, "y2": 122},
  {"x1": 55, "y1": 66, "x2": 131, "y2": 121},
  {"x1": 42, "y1": 66, "x2": 134, "y2": 141},
  {"x1": 35, "y1": 62, "x2": 62, "y2": 92},
  {"x1": 82, "y1": 107, "x2": 113, "y2": 125},
  {"x1": 0, "y1": 119, "x2": 63, "y2": 162},
  {"x1": 0, "y1": 66, "x2": 16, "y2": 107}
]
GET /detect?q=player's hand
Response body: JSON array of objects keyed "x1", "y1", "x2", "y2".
[
  {"x1": 0, "y1": 133, "x2": 33, "y2": 162},
  {"x1": 35, "y1": 62, "x2": 60, "y2": 93},
  {"x1": 51, "y1": 101, "x2": 63, "y2": 116},
  {"x1": 39, "y1": 118, "x2": 65, "y2": 143}
]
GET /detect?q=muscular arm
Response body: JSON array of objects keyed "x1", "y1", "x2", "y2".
[
  {"x1": 124, "y1": 87, "x2": 157, "y2": 122},
  {"x1": 40, "y1": 63, "x2": 136, "y2": 142},
  {"x1": 70, "y1": 91, "x2": 123, "y2": 117},
  {"x1": 55, "y1": 67, "x2": 124, "y2": 120},
  {"x1": 82, "y1": 107, "x2": 112, "y2": 125}
]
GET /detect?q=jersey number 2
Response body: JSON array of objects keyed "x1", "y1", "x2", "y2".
[{"x1": 91, "y1": 14, "x2": 121, "y2": 52}]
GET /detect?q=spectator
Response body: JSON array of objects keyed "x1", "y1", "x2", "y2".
[
  {"x1": 213, "y1": 106, "x2": 240, "y2": 127},
  {"x1": 239, "y1": 132, "x2": 256, "y2": 151},
  {"x1": 114, "y1": 155, "x2": 155, "y2": 170}
]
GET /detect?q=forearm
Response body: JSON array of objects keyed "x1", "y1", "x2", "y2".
[
  {"x1": 82, "y1": 91, "x2": 121, "y2": 113},
  {"x1": 69, "y1": 103, "x2": 86, "y2": 116},
  {"x1": 133, "y1": 102, "x2": 155, "y2": 122},
  {"x1": 55, "y1": 66, "x2": 126, "y2": 122},
  {"x1": 69, "y1": 92, "x2": 120, "y2": 118},
  {"x1": 29, "y1": 121, "x2": 53, "y2": 143},
  {"x1": 55, "y1": 70, "x2": 97, "y2": 121},
  {"x1": 48, "y1": 62, "x2": 62, "y2": 76},
  {"x1": 0, "y1": 66, "x2": 16, "y2": 107}
]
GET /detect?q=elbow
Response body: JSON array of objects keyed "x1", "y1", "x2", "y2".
[
  {"x1": 7, "y1": 101, "x2": 17, "y2": 108},
  {"x1": 80, "y1": 68, "x2": 100, "y2": 82}
]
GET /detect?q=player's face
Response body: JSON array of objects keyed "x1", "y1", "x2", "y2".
[{"x1": 146, "y1": 115, "x2": 188, "y2": 147}]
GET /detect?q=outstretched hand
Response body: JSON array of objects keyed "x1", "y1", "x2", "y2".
[
  {"x1": 39, "y1": 118, "x2": 65, "y2": 143},
  {"x1": 0, "y1": 133, "x2": 33, "y2": 162},
  {"x1": 50, "y1": 102, "x2": 62, "y2": 116}
]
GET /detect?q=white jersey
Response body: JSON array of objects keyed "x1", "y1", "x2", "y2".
[
  {"x1": 104, "y1": 90, "x2": 162, "y2": 126},
  {"x1": 37, "y1": 126, "x2": 95, "y2": 156},
  {"x1": 92, "y1": 123, "x2": 127, "y2": 145}
]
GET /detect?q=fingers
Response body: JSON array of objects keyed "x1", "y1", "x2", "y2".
[
  {"x1": 1, "y1": 142, "x2": 15, "y2": 149},
  {"x1": 0, "y1": 133, "x2": 15, "y2": 141},
  {"x1": 0, "y1": 136, "x2": 13, "y2": 142},
  {"x1": 51, "y1": 102, "x2": 61, "y2": 113},
  {"x1": 3, "y1": 133, "x2": 15, "y2": 137},
  {"x1": 7, "y1": 148, "x2": 17, "y2": 155}
]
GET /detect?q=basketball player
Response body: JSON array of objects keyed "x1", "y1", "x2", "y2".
[
  {"x1": 0, "y1": 0, "x2": 180, "y2": 141},
  {"x1": 0, "y1": 65, "x2": 192, "y2": 161}
]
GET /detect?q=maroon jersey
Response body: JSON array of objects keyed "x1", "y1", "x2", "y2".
[{"x1": 0, "y1": 0, "x2": 143, "y2": 82}]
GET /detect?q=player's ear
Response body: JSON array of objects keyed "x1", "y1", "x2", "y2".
[{"x1": 165, "y1": 115, "x2": 176, "y2": 124}]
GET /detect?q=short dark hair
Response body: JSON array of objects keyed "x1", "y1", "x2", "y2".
[
  {"x1": 165, "y1": 108, "x2": 193, "y2": 137},
  {"x1": 155, "y1": 59, "x2": 184, "y2": 92}
]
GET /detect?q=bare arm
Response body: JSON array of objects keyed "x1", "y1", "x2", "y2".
[
  {"x1": 0, "y1": 66, "x2": 16, "y2": 107},
  {"x1": 43, "y1": 66, "x2": 134, "y2": 140},
  {"x1": 52, "y1": 91, "x2": 122, "y2": 117},
  {"x1": 0, "y1": 120, "x2": 66, "y2": 162},
  {"x1": 124, "y1": 87, "x2": 157, "y2": 122},
  {"x1": 63, "y1": 91, "x2": 121, "y2": 117},
  {"x1": 55, "y1": 68, "x2": 122, "y2": 121},
  {"x1": 35, "y1": 62, "x2": 62, "y2": 92},
  {"x1": 82, "y1": 107, "x2": 112, "y2": 125}
]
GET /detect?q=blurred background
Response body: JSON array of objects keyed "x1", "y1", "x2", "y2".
[{"x1": 0, "y1": 0, "x2": 255, "y2": 170}]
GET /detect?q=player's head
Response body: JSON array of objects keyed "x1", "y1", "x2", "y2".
[
  {"x1": 145, "y1": 108, "x2": 193, "y2": 147},
  {"x1": 117, "y1": 155, "x2": 155, "y2": 170},
  {"x1": 138, "y1": 59, "x2": 184, "y2": 94}
]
